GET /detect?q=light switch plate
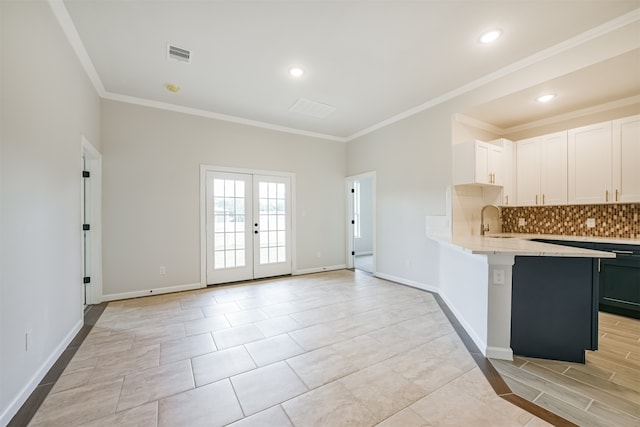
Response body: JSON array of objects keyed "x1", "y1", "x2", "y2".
[
  {"x1": 586, "y1": 218, "x2": 596, "y2": 228},
  {"x1": 518, "y1": 218, "x2": 526, "y2": 227}
]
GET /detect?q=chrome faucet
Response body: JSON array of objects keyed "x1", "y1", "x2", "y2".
[{"x1": 480, "y1": 204, "x2": 501, "y2": 236}]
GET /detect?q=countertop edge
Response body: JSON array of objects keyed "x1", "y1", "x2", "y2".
[{"x1": 429, "y1": 235, "x2": 616, "y2": 258}]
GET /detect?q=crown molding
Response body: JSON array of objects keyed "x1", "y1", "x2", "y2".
[
  {"x1": 501, "y1": 94, "x2": 640, "y2": 135},
  {"x1": 50, "y1": 0, "x2": 639, "y2": 144},
  {"x1": 346, "y1": 8, "x2": 640, "y2": 142},
  {"x1": 48, "y1": 0, "x2": 105, "y2": 96},
  {"x1": 103, "y1": 92, "x2": 347, "y2": 142},
  {"x1": 453, "y1": 114, "x2": 504, "y2": 135}
]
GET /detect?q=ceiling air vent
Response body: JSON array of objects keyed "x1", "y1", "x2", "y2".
[
  {"x1": 289, "y1": 98, "x2": 336, "y2": 118},
  {"x1": 167, "y1": 44, "x2": 191, "y2": 63}
]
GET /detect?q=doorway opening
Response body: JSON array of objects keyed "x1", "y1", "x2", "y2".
[
  {"x1": 346, "y1": 172, "x2": 376, "y2": 274},
  {"x1": 201, "y1": 166, "x2": 295, "y2": 285}
]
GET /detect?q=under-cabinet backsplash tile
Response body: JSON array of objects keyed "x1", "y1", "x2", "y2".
[{"x1": 501, "y1": 203, "x2": 640, "y2": 238}]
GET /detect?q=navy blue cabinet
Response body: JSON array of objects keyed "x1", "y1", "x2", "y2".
[
  {"x1": 533, "y1": 239, "x2": 640, "y2": 319},
  {"x1": 597, "y1": 245, "x2": 640, "y2": 319},
  {"x1": 511, "y1": 256, "x2": 597, "y2": 363}
]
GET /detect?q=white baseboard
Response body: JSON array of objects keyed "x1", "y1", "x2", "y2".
[
  {"x1": 0, "y1": 319, "x2": 83, "y2": 426},
  {"x1": 102, "y1": 282, "x2": 204, "y2": 301},
  {"x1": 374, "y1": 272, "x2": 439, "y2": 294},
  {"x1": 486, "y1": 346, "x2": 514, "y2": 361},
  {"x1": 293, "y1": 264, "x2": 347, "y2": 275},
  {"x1": 438, "y1": 291, "x2": 488, "y2": 357}
]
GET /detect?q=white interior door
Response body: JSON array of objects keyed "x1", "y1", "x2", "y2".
[{"x1": 206, "y1": 171, "x2": 291, "y2": 285}]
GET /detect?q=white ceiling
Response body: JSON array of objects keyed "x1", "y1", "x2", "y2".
[{"x1": 61, "y1": 0, "x2": 640, "y2": 140}]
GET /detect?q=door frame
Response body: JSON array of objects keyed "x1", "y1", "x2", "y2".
[
  {"x1": 200, "y1": 165, "x2": 296, "y2": 286},
  {"x1": 81, "y1": 136, "x2": 103, "y2": 305},
  {"x1": 345, "y1": 171, "x2": 376, "y2": 272}
]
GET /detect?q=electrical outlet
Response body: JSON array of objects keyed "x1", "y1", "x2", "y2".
[
  {"x1": 518, "y1": 218, "x2": 526, "y2": 227},
  {"x1": 493, "y1": 269, "x2": 505, "y2": 285},
  {"x1": 159, "y1": 266, "x2": 166, "y2": 275},
  {"x1": 586, "y1": 218, "x2": 596, "y2": 228}
]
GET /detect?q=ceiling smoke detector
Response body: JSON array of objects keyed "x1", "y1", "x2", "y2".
[{"x1": 167, "y1": 44, "x2": 191, "y2": 63}]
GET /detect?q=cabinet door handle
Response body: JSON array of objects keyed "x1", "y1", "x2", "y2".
[
  {"x1": 605, "y1": 190, "x2": 609, "y2": 202},
  {"x1": 615, "y1": 189, "x2": 619, "y2": 202},
  {"x1": 612, "y1": 250, "x2": 633, "y2": 254},
  {"x1": 542, "y1": 194, "x2": 545, "y2": 205},
  {"x1": 505, "y1": 195, "x2": 509, "y2": 205},
  {"x1": 535, "y1": 195, "x2": 538, "y2": 205}
]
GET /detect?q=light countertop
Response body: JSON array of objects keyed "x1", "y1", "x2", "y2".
[{"x1": 431, "y1": 235, "x2": 616, "y2": 258}]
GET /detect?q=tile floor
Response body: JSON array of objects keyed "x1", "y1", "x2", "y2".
[
  {"x1": 28, "y1": 270, "x2": 551, "y2": 426},
  {"x1": 492, "y1": 312, "x2": 640, "y2": 427}
]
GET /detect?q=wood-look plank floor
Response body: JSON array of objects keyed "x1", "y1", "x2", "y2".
[{"x1": 492, "y1": 312, "x2": 640, "y2": 427}]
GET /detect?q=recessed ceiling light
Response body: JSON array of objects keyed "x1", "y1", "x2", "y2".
[
  {"x1": 289, "y1": 67, "x2": 304, "y2": 78},
  {"x1": 536, "y1": 93, "x2": 556, "y2": 103},
  {"x1": 479, "y1": 29, "x2": 502, "y2": 44}
]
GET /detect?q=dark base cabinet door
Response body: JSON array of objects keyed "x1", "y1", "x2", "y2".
[
  {"x1": 599, "y1": 255, "x2": 640, "y2": 319},
  {"x1": 511, "y1": 256, "x2": 597, "y2": 364}
]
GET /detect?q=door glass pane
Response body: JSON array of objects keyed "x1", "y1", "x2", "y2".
[
  {"x1": 236, "y1": 233, "x2": 245, "y2": 249},
  {"x1": 214, "y1": 233, "x2": 225, "y2": 250},
  {"x1": 213, "y1": 178, "x2": 247, "y2": 269},
  {"x1": 214, "y1": 215, "x2": 225, "y2": 232},
  {"x1": 257, "y1": 180, "x2": 287, "y2": 265},
  {"x1": 236, "y1": 250, "x2": 245, "y2": 266}
]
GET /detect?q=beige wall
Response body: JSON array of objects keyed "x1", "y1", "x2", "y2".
[
  {"x1": 100, "y1": 100, "x2": 347, "y2": 297},
  {"x1": 0, "y1": 1, "x2": 101, "y2": 422},
  {"x1": 347, "y1": 104, "x2": 453, "y2": 289}
]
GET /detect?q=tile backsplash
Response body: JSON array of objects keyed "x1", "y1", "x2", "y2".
[{"x1": 501, "y1": 203, "x2": 640, "y2": 239}]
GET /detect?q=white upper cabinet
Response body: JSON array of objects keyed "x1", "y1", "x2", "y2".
[
  {"x1": 492, "y1": 138, "x2": 515, "y2": 205},
  {"x1": 613, "y1": 114, "x2": 640, "y2": 203},
  {"x1": 515, "y1": 131, "x2": 567, "y2": 206},
  {"x1": 568, "y1": 121, "x2": 612, "y2": 204},
  {"x1": 540, "y1": 131, "x2": 568, "y2": 205},
  {"x1": 516, "y1": 137, "x2": 541, "y2": 206},
  {"x1": 453, "y1": 140, "x2": 503, "y2": 186}
]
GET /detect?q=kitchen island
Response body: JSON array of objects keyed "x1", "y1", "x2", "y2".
[{"x1": 430, "y1": 235, "x2": 616, "y2": 362}]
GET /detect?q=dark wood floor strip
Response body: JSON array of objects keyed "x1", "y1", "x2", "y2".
[
  {"x1": 432, "y1": 292, "x2": 574, "y2": 426},
  {"x1": 8, "y1": 303, "x2": 108, "y2": 427}
]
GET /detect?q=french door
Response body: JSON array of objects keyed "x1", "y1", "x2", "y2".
[{"x1": 205, "y1": 170, "x2": 292, "y2": 285}]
